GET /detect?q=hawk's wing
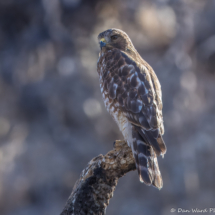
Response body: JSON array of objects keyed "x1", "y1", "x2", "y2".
[{"x1": 102, "y1": 49, "x2": 166, "y2": 156}]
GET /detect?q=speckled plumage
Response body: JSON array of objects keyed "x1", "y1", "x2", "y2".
[{"x1": 97, "y1": 29, "x2": 166, "y2": 189}]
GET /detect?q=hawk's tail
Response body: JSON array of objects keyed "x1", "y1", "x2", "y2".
[{"x1": 131, "y1": 126, "x2": 163, "y2": 189}]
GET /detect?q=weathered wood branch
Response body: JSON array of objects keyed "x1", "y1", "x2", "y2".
[{"x1": 60, "y1": 140, "x2": 136, "y2": 215}]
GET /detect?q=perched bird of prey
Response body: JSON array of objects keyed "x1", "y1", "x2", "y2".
[{"x1": 97, "y1": 29, "x2": 166, "y2": 189}]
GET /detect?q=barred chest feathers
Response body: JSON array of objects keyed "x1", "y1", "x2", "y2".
[{"x1": 97, "y1": 51, "x2": 133, "y2": 146}]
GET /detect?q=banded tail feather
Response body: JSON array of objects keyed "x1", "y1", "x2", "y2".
[
  {"x1": 131, "y1": 126, "x2": 163, "y2": 189},
  {"x1": 137, "y1": 127, "x2": 167, "y2": 157}
]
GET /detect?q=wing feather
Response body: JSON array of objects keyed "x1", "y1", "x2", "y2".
[{"x1": 103, "y1": 49, "x2": 166, "y2": 156}]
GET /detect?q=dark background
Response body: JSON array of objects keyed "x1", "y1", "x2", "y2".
[{"x1": 0, "y1": 0, "x2": 215, "y2": 214}]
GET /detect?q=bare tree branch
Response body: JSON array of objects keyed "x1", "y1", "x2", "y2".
[{"x1": 60, "y1": 140, "x2": 136, "y2": 215}]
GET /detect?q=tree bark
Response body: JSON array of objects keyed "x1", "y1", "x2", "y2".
[{"x1": 60, "y1": 140, "x2": 136, "y2": 215}]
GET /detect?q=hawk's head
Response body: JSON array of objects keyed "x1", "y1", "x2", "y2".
[{"x1": 98, "y1": 29, "x2": 135, "y2": 53}]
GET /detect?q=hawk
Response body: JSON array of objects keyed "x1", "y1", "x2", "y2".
[{"x1": 97, "y1": 29, "x2": 166, "y2": 189}]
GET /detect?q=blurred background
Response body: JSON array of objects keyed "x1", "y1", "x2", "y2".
[{"x1": 0, "y1": 0, "x2": 215, "y2": 214}]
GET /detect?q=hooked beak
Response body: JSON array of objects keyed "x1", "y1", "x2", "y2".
[{"x1": 99, "y1": 38, "x2": 106, "y2": 49}]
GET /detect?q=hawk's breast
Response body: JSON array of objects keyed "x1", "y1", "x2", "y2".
[{"x1": 97, "y1": 50, "x2": 133, "y2": 144}]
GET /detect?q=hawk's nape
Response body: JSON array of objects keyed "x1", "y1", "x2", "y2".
[{"x1": 97, "y1": 28, "x2": 166, "y2": 189}]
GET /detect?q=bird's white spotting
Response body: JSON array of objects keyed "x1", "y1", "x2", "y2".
[
  {"x1": 136, "y1": 75, "x2": 142, "y2": 87},
  {"x1": 136, "y1": 100, "x2": 143, "y2": 111},
  {"x1": 138, "y1": 152, "x2": 148, "y2": 159},
  {"x1": 136, "y1": 139, "x2": 147, "y2": 146},
  {"x1": 128, "y1": 73, "x2": 135, "y2": 80},
  {"x1": 120, "y1": 65, "x2": 125, "y2": 71},
  {"x1": 110, "y1": 106, "x2": 115, "y2": 112},
  {"x1": 112, "y1": 83, "x2": 118, "y2": 91}
]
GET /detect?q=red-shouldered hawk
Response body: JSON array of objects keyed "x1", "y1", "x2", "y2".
[{"x1": 97, "y1": 29, "x2": 166, "y2": 189}]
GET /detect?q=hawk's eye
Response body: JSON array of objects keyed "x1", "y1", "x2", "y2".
[{"x1": 111, "y1": 35, "x2": 118, "y2": 40}]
